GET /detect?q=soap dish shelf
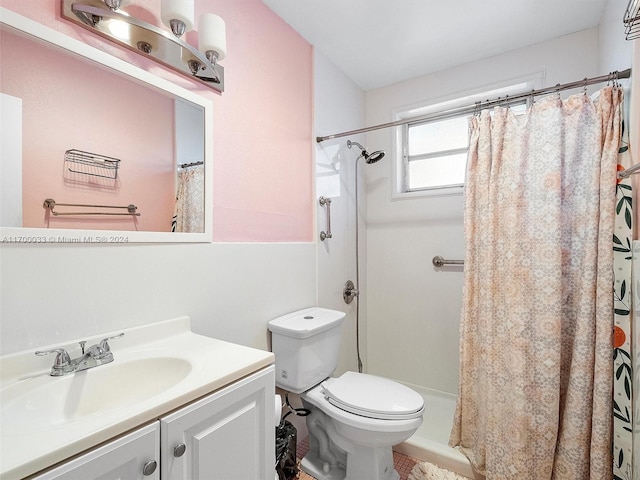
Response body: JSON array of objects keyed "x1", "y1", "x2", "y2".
[
  {"x1": 64, "y1": 149, "x2": 121, "y2": 180},
  {"x1": 624, "y1": 0, "x2": 640, "y2": 40}
]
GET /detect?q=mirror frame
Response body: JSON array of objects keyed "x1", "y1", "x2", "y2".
[{"x1": 0, "y1": 8, "x2": 213, "y2": 244}]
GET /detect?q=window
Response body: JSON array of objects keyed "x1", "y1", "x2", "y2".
[
  {"x1": 404, "y1": 115, "x2": 470, "y2": 191},
  {"x1": 396, "y1": 81, "x2": 534, "y2": 196}
]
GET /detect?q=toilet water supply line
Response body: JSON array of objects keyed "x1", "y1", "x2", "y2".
[{"x1": 280, "y1": 394, "x2": 310, "y2": 424}]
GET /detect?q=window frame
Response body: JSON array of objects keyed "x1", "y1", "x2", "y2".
[{"x1": 391, "y1": 74, "x2": 543, "y2": 200}]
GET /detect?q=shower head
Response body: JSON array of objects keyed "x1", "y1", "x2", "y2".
[
  {"x1": 347, "y1": 140, "x2": 385, "y2": 164},
  {"x1": 365, "y1": 150, "x2": 385, "y2": 164}
]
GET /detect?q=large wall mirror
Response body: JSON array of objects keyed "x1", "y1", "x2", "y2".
[{"x1": 0, "y1": 9, "x2": 213, "y2": 243}]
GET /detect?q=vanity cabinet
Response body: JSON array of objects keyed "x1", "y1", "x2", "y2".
[
  {"x1": 29, "y1": 367, "x2": 275, "y2": 480},
  {"x1": 30, "y1": 423, "x2": 160, "y2": 480},
  {"x1": 160, "y1": 367, "x2": 275, "y2": 480}
]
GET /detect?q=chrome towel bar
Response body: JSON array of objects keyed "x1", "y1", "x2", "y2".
[
  {"x1": 43, "y1": 198, "x2": 140, "y2": 217},
  {"x1": 432, "y1": 256, "x2": 464, "y2": 267}
]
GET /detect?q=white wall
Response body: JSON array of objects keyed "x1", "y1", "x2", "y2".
[
  {"x1": 314, "y1": 49, "x2": 366, "y2": 375},
  {"x1": 0, "y1": 94, "x2": 22, "y2": 228},
  {"x1": 599, "y1": 0, "x2": 634, "y2": 75},
  {"x1": 363, "y1": 27, "x2": 611, "y2": 394},
  {"x1": 0, "y1": 243, "x2": 316, "y2": 354},
  {"x1": 271, "y1": 49, "x2": 367, "y2": 442}
]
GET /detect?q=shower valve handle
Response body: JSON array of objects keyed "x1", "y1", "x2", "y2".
[{"x1": 343, "y1": 280, "x2": 358, "y2": 304}]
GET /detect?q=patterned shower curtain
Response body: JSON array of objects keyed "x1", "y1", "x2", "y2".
[
  {"x1": 449, "y1": 87, "x2": 623, "y2": 479},
  {"x1": 613, "y1": 114, "x2": 633, "y2": 480},
  {"x1": 171, "y1": 164, "x2": 205, "y2": 233}
]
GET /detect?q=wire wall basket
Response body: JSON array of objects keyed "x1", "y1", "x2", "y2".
[
  {"x1": 64, "y1": 149, "x2": 121, "y2": 180},
  {"x1": 624, "y1": 0, "x2": 640, "y2": 40}
]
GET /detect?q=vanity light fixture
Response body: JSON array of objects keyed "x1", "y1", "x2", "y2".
[
  {"x1": 61, "y1": 0, "x2": 226, "y2": 93},
  {"x1": 159, "y1": 0, "x2": 226, "y2": 80}
]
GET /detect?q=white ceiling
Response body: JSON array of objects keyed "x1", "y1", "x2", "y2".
[{"x1": 262, "y1": 0, "x2": 610, "y2": 91}]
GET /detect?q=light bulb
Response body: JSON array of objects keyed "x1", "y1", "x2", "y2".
[
  {"x1": 198, "y1": 14, "x2": 226, "y2": 62},
  {"x1": 161, "y1": 0, "x2": 194, "y2": 37}
]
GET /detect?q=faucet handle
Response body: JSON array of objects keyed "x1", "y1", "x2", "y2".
[
  {"x1": 35, "y1": 348, "x2": 71, "y2": 367},
  {"x1": 98, "y1": 332, "x2": 124, "y2": 353}
]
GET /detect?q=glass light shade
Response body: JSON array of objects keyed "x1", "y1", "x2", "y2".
[
  {"x1": 161, "y1": 0, "x2": 194, "y2": 33},
  {"x1": 198, "y1": 13, "x2": 226, "y2": 61}
]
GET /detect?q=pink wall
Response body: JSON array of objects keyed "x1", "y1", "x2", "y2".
[
  {"x1": 0, "y1": 0, "x2": 314, "y2": 241},
  {"x1": 2, "y1": 29, "x2": 176, "y2": 232}
]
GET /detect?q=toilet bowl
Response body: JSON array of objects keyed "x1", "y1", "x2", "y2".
[
  {"x1": 301, "y1": 373, "x2": 423, "y2": 480},
  {"x1": 268, "y1": 308, "x2": 424, "y2": 480}
]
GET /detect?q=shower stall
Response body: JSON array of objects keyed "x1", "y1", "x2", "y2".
[
  {"x1": 314, "y1": 49, "x2": 471, "y2": 477},
  {"x1": 316, "y1": 134, "x2": 471, "y2": 476},
  {"x1": 362, "y1": 172, "x2": 470, "y2": 476}
]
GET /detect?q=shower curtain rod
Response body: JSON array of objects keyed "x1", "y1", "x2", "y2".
[
  {"x1": 315, "y1": 68, "x2": 632, "y2": 143},
  {"x1": 178, "y1": 161, "x2": 204, "y2": 168}
]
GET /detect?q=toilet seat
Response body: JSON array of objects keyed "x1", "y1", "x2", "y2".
[
  {"x1": 321, "y1": 372, "x2": 424, "y2": 420},
  {"x1": 302, "y1": 380, "x2": 423, "y2": 434}
]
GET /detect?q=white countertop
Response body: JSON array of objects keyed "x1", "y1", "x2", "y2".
[{"x1": 0, "y1": 317, "x2": 274, "y2": 480}]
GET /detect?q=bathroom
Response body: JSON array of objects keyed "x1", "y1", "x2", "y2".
[{"x1": 1, "y1": 0, "x2": 639, "y2": 479}]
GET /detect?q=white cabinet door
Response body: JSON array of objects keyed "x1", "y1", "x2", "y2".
[
  {"x1": 32, "y1": 422, "x2": 160, "y2": 480},
  {"x1": 160, "y1": 366, "x2": 275, "y2": 480}
]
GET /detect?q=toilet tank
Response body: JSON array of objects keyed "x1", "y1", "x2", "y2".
[{"x1": 268, "y1": 307, "x2": 346, "y2": 393}]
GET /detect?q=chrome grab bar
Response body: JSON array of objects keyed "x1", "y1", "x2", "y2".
[
  {"x1": 319, "y1": 196, "x2": 332, "y2": 241},
  {"x1": 432, "y1": 256, "x2": 464, "y2": 267}
]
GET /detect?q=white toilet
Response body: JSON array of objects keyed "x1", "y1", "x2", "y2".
[{"x1": 268, "y1": 307, "x2": 424, "y2": 480}]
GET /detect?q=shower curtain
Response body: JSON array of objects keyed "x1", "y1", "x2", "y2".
[
  {"x1": 171, "y1": 164, "x2": 205, "y2": 233},
  {"x1": 613, "y1": 113, "x2": 633, "y2": 479},
  {"x1": 449, "y1": 86, "x2": 623, "y2": 479}
]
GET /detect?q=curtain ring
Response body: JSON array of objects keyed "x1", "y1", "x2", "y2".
[
  {"x1": 555, "y1": 83, "x2": 561, "y2": 99},
  {"x1": 583, "y1": 77, "x2": 588, "y2": 95},
  {"x1": 474, "y1": 101, "x2": 481, "y2": 117}
]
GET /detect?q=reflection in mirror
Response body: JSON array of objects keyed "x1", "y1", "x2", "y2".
[{"x1": 0, "y1": 9, "x2": 212, "y2": 243}]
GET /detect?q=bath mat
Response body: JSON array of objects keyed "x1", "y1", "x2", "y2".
[{"x1": 408, "y1": 461, "x2": 471, "y2": 480}]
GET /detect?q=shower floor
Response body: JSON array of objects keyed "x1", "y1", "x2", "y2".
[
  {"x1": 296, "y1": 436, "x2": 420, "y2": 480},
  {"x1": 393, "y1": 384, "x2": 482, "y2": 479}
]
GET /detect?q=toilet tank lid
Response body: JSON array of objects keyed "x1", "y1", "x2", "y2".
[{"x1": 268, "y1": 307, "x2": 346, "y2": 338}]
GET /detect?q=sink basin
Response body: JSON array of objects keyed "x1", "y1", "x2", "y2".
[
  {"x1": 0, "y1": 316, "x2": 275, "y2": 480},
  {"x1": 0, "y1": 357, "x2": 192, "y2": 430}
]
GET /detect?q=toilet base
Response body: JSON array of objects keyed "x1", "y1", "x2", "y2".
[
  {"x1": 301, "y1": 403, "x2": 401, "y2": 480},
  {"x1": 301, "y1": 451, "x2": 345, "y2": 480},
  {"x1": 298, "y1": 376, "x2": 421, "y2": 480},
  {"x1": 301, "y1": 449, "x2": 400, "y2": 480}
]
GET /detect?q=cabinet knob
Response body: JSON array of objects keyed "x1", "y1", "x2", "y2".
[
  {"x1": 142, "y1": 460, "x2": 158, "y2": 476},
  {"x1": 174, "y1": 443, "x2": 187, "y2": 457}
]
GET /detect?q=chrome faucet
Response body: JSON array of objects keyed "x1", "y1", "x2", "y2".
[{"x1": 35, "y1": 333, "x2": 124, "y2": 376}]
